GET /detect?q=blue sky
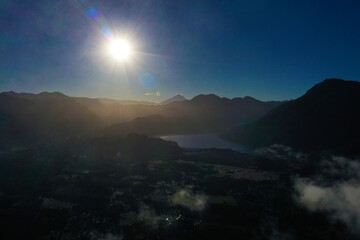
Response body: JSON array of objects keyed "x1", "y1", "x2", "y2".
[{"x1": 1, "y1": 0, "x2": 360, "y2": 101}]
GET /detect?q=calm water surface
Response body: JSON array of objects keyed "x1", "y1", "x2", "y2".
[{"x1": 158, "y1": 133, "x2": 254, "y2": 153}]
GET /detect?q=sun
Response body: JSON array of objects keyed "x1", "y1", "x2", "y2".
[{"x1": 108, "y1": 39, "x2": 132, "y2": 60}]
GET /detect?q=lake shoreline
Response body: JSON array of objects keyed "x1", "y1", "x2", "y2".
[{"x1": 157, "y1": 133, "x2": 254, "y2": 153}]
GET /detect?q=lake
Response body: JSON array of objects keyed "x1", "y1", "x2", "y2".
[{"x1": 158, "y1": 133, "x2": 254, "y2": 153}]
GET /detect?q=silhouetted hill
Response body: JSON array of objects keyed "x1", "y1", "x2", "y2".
[
  {"x1": 66, "y1": 133, "x2": 182, "y2": 164},
  {"x1": 0, "y1": 93, "x2": 103, "y2": 148},
  {"x1": 222, "y1": 79, "x2": 360, "y2": 154},
  {"x1": 161, "y1": 94, "x2": 188, "y2": 104},
  {"x1": 74, "y1": 98, "x2": 158, "y2": 125},
  {"x1": 190, "y1": 94, "x2": 227, "y2": 104},
  {"x1": 102, "y1": 114, "x2": 217, "y2": 136},
  {"x1": 102, "y1": 95, "x2": 286, "y2": 135},
  {"x1": 159, "y1": 94, "x2": 286, "y2": 127}
]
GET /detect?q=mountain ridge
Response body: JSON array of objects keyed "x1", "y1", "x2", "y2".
[{"x1": 1, "y1": 91, "x2": 285, "y2": 127}]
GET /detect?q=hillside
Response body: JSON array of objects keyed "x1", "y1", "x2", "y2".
[
  {"x1": 222, "y1": 79, "x2": 360, "y2": 154},
  {"x1": 102, "y1": 114, "x2": 220, "y2": 136},
  {"x1": 0, "y1": 93, "x2": 103, "y2": 148},
  {"x1": 101, "y1": 95, "x2": 286, "y2": 135}
]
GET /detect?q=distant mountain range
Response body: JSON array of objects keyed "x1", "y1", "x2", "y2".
[
  {"x1": 101, "y1": 94, "x2": 286, "y2": 135},
  {"x1": 0, "y1": 91, "x2": 285, "y2": 148},
  {"x1": 222, "y1": 79, "x2": 360, "y2": 154},
  {"x1": 74, "y1": 93, "x2": 284, "y2": 126}
]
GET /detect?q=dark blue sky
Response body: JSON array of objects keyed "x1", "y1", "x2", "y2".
[{"x1": 1, "y1": 0, "x2": 360, "y2": 101}]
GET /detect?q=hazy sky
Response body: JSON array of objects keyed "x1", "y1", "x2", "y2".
[{"x1": 1, "y1": 0, "x2": 360, "y2": 101}]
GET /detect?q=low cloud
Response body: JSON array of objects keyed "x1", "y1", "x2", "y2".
[
  {"x1": 295, "y1": 156, "x2": 360, "y2": 233},
  {"x1": 255, "y1": 144, "x2": 307, "y2": 161},
  {"x1": 99, "y1": 233, "x2": 123, "y2": 240},
  {"x1": 138, "y1": 203, "x2": 162, "y2": 227},
  {"x1": 145, "y1": 92, "x2": 160, "y2": 97},
  {"x1": 171, "y1": 188, "x2": 207, "y2": 212}
]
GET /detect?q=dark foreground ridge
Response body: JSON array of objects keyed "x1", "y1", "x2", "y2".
[{"x1": 222, "y1": 79, "x2": 360, "y2": 155}]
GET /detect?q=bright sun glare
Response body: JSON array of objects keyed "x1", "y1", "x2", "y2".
[{"x1": 108, "y1": 39, "x2": 132, "y2": 60}]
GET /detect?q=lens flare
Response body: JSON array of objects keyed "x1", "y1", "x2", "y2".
[
  {"x1": 102, "y1": 28, "x2": 112, "y2": 39},
  {"x1": 87, "y1": 8, "x2": 98, "y2": 19}
]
